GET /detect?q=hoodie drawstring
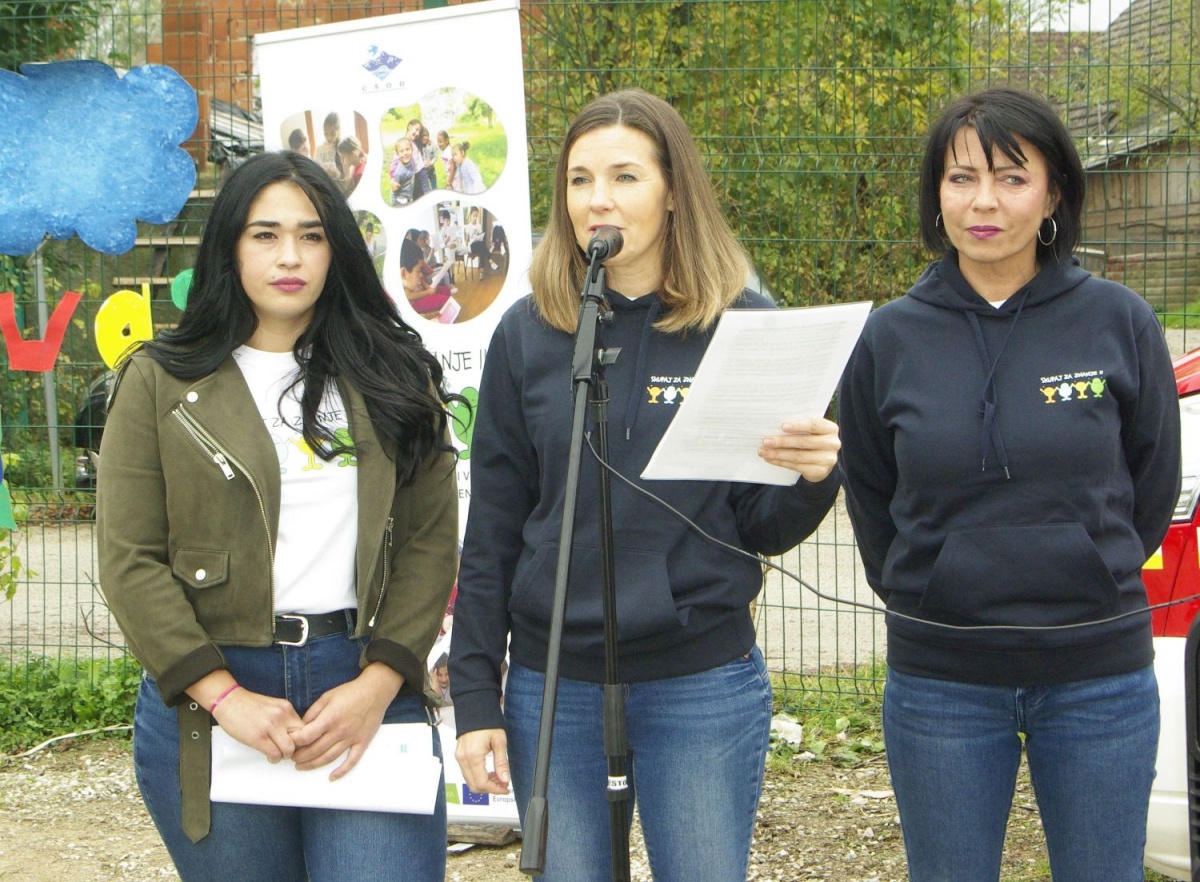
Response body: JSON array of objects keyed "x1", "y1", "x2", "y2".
[
  {"x1": 623, "y1": 299, "x2": 661, "y2": 440},
  {"x1": 964, "y1": 293, "x2": 1028, "y2": 479}
]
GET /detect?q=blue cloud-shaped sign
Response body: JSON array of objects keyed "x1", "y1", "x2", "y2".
[{"x1": 0, "y1": 61, "x2": 197, "y2": 256}]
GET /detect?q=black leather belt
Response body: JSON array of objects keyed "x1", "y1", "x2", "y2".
[{"x1": 273, "y1": 610, "x2": 355, "y2": 646}]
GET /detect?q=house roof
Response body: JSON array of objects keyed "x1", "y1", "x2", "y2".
[
  {"x1": 1070, "y1": 0, "x2": 1191, "y2": 168},
  {"x1": 1105, "y1": 0, "x2": 1179, "y2": 66}
]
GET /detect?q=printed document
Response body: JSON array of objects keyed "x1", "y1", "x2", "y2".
[
  {"x1": 210, "y1": 722, "x2": 443, "y2": 814},
  {"x1": 641, "y1": 301, "x2": 871, "y2": 486}
]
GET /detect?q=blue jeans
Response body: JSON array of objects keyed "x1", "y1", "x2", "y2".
[
  {"x1": 505, "y1": 647, "x2": 773, "y2": 882},
  {"x1": 883, "y1": 665, "x2": 1159, "y2": 882},
  {"x1": 133, "y1": 632, "x2": 447, "y2": 882}
]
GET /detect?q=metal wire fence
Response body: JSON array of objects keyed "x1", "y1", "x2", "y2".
[{"x1": 0, "y1": 0, "x2": 1196, "y2": 709}]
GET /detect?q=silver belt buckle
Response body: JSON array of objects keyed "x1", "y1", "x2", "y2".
[{"x1": 276, "y1": 614, "x2": 310, "y2": 647}]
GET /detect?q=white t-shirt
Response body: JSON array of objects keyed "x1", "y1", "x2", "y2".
[{"x1": 232, "y1": 346, "x2": 358, "y2": 615}]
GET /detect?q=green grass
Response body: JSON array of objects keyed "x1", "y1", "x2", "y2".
[
  {"x1": 378, "y1": 97, "x2": 508, "y2": 195},
  {"x1": 0, "y1": 657, "x2": 140, "y2": 753},
  {"x1": 769, "y1": 663, "x2": 886, "y2": 770},
  {"x1": 444, "y1": 121, "x2": 507, "y2": 189},
  {"x1": 1158, "y1": 301, "x2": 1200, "y2": 330}
]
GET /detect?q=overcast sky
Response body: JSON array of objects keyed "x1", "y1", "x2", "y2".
[{"x1": 1054, "y1": 0, "x2": 1134, "y2": 30}]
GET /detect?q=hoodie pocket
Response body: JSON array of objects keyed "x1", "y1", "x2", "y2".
[
  {"x1": 509, "y1": 542, "x2": 682, "y2": 640},
  {"x1": 921, "y1": 524, "x2": 1120, "y2": 627}
]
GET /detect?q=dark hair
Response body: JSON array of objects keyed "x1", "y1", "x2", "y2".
[
  {"x1": 408, "y1": 120, "x2": 429, "y2": 149},
  {"x1": 287, "y1": 128, "x2": 306, "y2": 151},
  {"x1": 400, "y1": 239, "x2": 423, "y2": 272},
  {"x1": 918, "y1": 87, "x2": 1085, "y2": 263},
  {"x1": 138, "y1": 151, "x2": 460, "y2": 485}
]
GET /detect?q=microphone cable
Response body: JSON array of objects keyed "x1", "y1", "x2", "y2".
[{"x1": 584, "y1": 432, "x2": 1200, "y2": 634}]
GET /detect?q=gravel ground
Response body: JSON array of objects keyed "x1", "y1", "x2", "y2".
[{"x1": 0, "y1": 737, "x2": 1068, "y2": 882}]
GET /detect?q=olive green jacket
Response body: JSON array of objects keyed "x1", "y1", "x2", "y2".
[{"x1": 96, "y1": 352, "x2": 458, "y2": 839}]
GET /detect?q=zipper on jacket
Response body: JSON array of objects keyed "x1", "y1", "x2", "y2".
[
  {"x1": 367, "y1": 516, "x2": 394, "y2": 629},
  {"x1": 171, "y1": 405, "x2": 277, "y2": 628}
]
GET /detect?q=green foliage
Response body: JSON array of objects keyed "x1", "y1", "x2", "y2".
[
  {"x1": 0, "y1": 1, "x2": 116, "y2": 71},
  {"x1": 0, "y1": 529, "x2": 22, "y2": 601},
  {"x1": 1089, "y1": 0, "x2": 1198, "y2": 132},
  {"x1": 79, "y1": 0, "x2": 162, "y2": 68},
  {"x1": 0, "y1": 656, "x2": 140, "y2": 752},
  {"x1": 1161, "y1": 300, "x2": 1200, "y2": 330},
  {"x1": 769, "y1": 664, "x2": 886, "y2": 769},
  {"x1": 379, "y1": 94, "x2": 507, "y2": 193},
  {"x1": 523, "y1": 0, "x2": 971, "y2": 307}
]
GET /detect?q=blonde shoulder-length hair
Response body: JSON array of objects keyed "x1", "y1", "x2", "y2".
[{"x1": 530, "y1": 88, "x2": 751, "y2": 334}]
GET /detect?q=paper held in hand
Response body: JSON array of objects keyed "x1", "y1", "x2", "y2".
[
  {"x1": 641, "y1": 301, "x2": 872, "y2": 486},
  {"x1": 210, "y1": 722, "x2": 443, "y2": 814}
]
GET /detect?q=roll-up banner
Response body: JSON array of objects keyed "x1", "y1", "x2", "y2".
[{"x1": 256, "y1": 0, "x2": 527, "y2": 826}]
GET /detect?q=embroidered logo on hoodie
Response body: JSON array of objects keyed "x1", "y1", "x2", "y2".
[
  {"x1": 646, "y1": 375, "x2": 693, "y2": 405},
  {"x1": 1039, "y1": 369, "x2": 1107, "y2": 404}
]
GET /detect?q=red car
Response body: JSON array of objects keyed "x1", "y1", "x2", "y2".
[{"x1": 1142, "y1": 347, "x2": 1200, "y2": 880}]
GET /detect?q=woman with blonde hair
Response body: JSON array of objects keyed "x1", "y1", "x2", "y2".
[{"x1": 449, "y1": 88, "x2": 841, "y2": 881}]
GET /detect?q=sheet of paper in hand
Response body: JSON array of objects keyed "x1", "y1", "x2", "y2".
[
  {"x1": 210, "y1": 722, "x2": 443, "y2": 814},
  {"x1": 642, "y1": 301, "x2": 871, "y2": 485}
]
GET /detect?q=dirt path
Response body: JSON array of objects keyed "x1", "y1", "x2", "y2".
[{"x1": 0, "y1": 737, "x2": 1067, "y2": 882}]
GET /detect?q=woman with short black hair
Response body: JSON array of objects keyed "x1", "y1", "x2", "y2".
[{"x1": 839, "y1": 86, "x2": 1181, "y2": 881}]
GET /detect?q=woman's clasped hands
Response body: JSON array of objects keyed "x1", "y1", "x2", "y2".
[{"x1": 205, "y1": 662, "x2": 403, "y2": 781}]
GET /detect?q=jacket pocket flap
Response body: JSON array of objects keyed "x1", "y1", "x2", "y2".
[{"x1": 173, "y1": 549, "x2": 230, "y2": 589}]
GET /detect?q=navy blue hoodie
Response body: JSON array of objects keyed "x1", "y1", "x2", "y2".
[
  {"x1": 450, "y1": 290, "x2": 840, "y2": 735},
  {"x1": 838, "y1": 255, "x2": 1181, "y2": 686}
]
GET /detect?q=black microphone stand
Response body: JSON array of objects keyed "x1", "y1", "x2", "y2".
[{"x1": 520, "y1": 250, "x2": 631, "y2": 881}]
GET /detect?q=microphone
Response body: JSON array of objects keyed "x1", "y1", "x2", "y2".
[{"x1": 586, "y1": 226, "x2": 623, "y2": 261}]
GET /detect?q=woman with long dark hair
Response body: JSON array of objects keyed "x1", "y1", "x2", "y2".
[{"x1": 97, "y1": 150, "x2": 460, "y2": 881}]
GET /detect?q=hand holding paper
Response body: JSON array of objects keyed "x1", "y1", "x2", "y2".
[
  {"x1": 291, "y1": 661, "x2": 404, "y2": 779},
  {"x1": 758, "y1": 416, "x2": 841, "y2": 483},
  {"x1": 200, "y1": 677, "x2": 303, "y2": 764},
  {"x1": 211, "y1": 723, "x2": 443, "y2": 815},
  {"x1": 641, "y1": 301, "x2": 870, "y2": 485}
]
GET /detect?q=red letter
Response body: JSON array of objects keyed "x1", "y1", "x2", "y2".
[{"x1": 0, "y1": 291, "x2": 82, "y2": 371}]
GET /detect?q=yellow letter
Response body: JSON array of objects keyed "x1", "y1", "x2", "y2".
[{"x1": 95, "y1": 284, "x2": 154, "y2": 368}]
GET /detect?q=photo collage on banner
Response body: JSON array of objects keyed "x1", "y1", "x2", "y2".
[{"x1": 256, "y1": 0, "x2": 529, "y2": 825}]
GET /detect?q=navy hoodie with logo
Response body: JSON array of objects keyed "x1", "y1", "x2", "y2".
[
  {"x1": 450, "y1": 289, "x2": 840, "y2": 735},
  {"x1": 838, "y1": 254, "x2": 1181, "y2": 686}
]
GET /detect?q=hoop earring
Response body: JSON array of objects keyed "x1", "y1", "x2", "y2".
[
  {"x1": 1038, "y1": 217, "x2": 1057, "y2": 246},
  {"x1": 935, "y1": 212, "x2": 943, "y2": 229}
]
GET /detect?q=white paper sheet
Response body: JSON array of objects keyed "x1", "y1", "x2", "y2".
[
  {"x1": 641, "y1": 301, "x2": 871, "y2": 486},
  {"x1": 210, "y1": 723, "x2": 443, "y2": 814}
]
